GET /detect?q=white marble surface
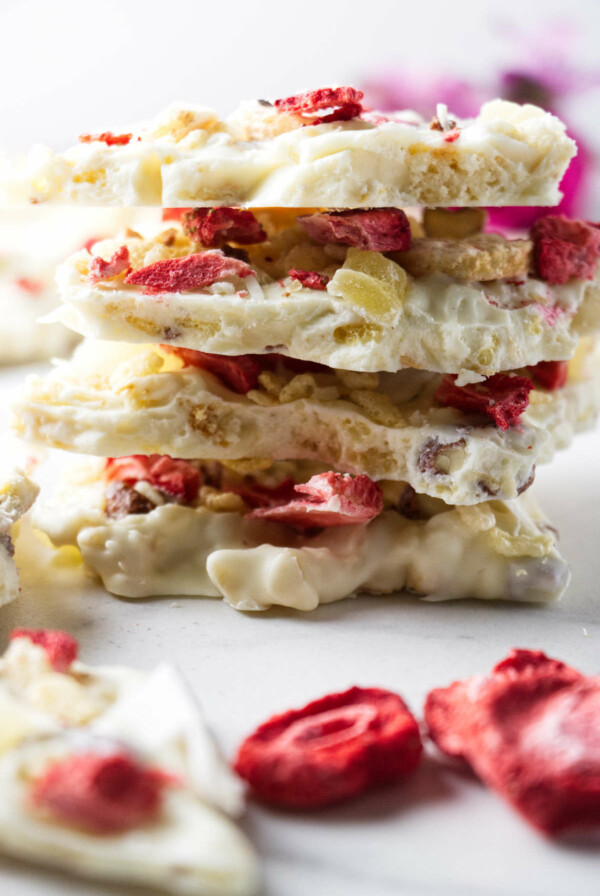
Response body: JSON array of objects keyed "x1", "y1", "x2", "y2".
[{"x1": 0, "y1": 360, "x2": 598, "y2": 896}]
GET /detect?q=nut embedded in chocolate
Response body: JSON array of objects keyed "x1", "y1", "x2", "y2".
[{"x1": 105, "y1": 482, "x2": 156, "y2": 520}]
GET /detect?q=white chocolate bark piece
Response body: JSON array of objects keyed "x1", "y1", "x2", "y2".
[
  {"x1": 1, "y1": 99, "x2": 575, "y2": 207},
  {"x1": 13, "y1": 341, "x2": 600, "y2": 504},
  {"x1": 0, "y1": 254, "x2": 77, "y2": 363},
  {"x1": 0, "y1": 470, "x2": 39, "y2": 607},
  {"x1": 0, "y1": 735, "x2": 258, "y2": 896},
  {"x1": 0, "y1": 636, "x2": 243, "y2": 817},
  {"x1": 32, "y1": 458, "x2": 569, "y2": 608},
  {"x1": 54, "y1": 229, "x2": 600, "y2": 376}
]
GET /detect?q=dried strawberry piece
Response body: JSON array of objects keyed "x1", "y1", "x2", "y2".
[
  {"x1": 299, "y1": 209, "x2": 411, "y2": 251},
  {"x1": 183, "y1": 208, "x2": 267, "y2": 247},
  {"x1": 161, "y1": 345, "x2": 261, "y2": 393},
  {"x1": 89, "y1": 245, "x2": 131, "y2": 284},
  {"x1": 274, "y1": 87, "x2": 364, "y2": 124},
  {"x1": 443, "y1": 128, "x2": 460, "y2": 143},
  {"x1": 30, "y1": 751, "x2": 167, "y2": 834},
  {"x1": 531, "y1": 215, "x2": 600, "y2": 284},
  {"x1": 10, "y1": 629, "x2": 78, "y2": 672},
  {"x1": 247, "y1": 471, "x2": 383, "y2": 530},
  {"x1": 79, "y1": 132, "x2": 133, "y2": 146},
  {"x1": 125, "y1": 250, "x2": 252, "y2": 292},
  {"x1": 425, "y1": 649, "x2": 600, "y2": 834},
  {"x1": 288, "y1": 268, "x2": 330, "y2": 290},
  {"x1": 226, "y1": 477, "x2": 297, "y2": 509},
  {"x1": 529, "y1": 360, "x2": 568, "y2": 391},
  {"x1": 162, "y1": 208, "x2": 192, "y2": 222},
  {"x1": 234, "y1": 686, "x2": 422, "y2": 809},
  {"x1": 105, "y1": 455, "x2": 201, "y2": 504},
  {"x1": 434, "y1": 373, "x2": 533, "y2": 431}
]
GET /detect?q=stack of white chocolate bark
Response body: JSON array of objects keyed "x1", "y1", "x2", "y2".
[{"x1": 8, "y1": 88, "x2": 600, "y2": 610}]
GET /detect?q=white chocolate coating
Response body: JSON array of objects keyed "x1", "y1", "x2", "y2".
[
  {"x1": 33, "y1": 459, "x2": 569, "y2": 609},
  {"x1": 54, "y1": 235, "x2": 600, "y2": 376},
  {"x1": 1, "y1": 99, "x2": 575, "y2": 208},
  {"x1": 0, "y1": 735, "x2": 258, "y2": 896},
  {"x1": 12, "y1": 341, "x2": 600, "y2": 504}
]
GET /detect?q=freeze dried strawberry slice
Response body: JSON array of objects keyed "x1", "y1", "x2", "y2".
[
  {"x1": 529, "y1": 360, "x2": 568, "y2": 391},
  {"x1": 10, "y1": 629, "x2": 78, "y2": 673},
  {"x1": 30, "y1": 752, "x2": 167, "y2": 834},
  {"x1": 105, "y1": 455, "x2": 200, "y2": 504},
  {"x1": 531, "y1": 215, "x2": 600, "y2": 284},
  {"x1": 425, "y1": 649, "x2": 600, "y2": 834},
  {"x1": 125, "y1": 250, "x2": 252, "y2": 292},
  {"x1": 161, "y1": 345, "x2": 261, "y2": 393},
  {"x1": 274, "y1": 87, "x2": 364, "y2": 124},
  {"x1": 89, "y1": 245, "x2": 131, "y2": 284},
  {"x1": 79, "y1": 132, "x2": 133, "y2": 146},
  {"x1": 288, "y1": 268, "x2": 330, "y2": 290},
  {"x1": 434, "y1": 373, "x2": 533, "y2": 431},
  {"x1": 234, "y1": 686, "x2": 422, "y2": 809},
  {"x1": 299, "y1": 209, "x2": 412, "y2": 251},
  {"x1": 247, "y1": 471, "x2": 383, "y2": 529},
  {"x1": 183, "y1": 207, "x2": 266, "y2": 247},
  {"x1": 162, "y1": 208, "x2": 191, "y2": 221}
]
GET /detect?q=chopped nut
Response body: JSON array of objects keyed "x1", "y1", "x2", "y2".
[
  {"x1": 105, "y1": 483, "x2": 155, "y2": 519},
  {"x1": 199, "y1": 486, "x2": 246, "y2": 513}
]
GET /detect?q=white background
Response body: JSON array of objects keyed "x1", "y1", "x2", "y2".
[
  {"x1": 0, "y1": 1, "x2": 599, "y2": 894},
  {"x1": 0, "y1": 0, "x2": 599, "y2": 152}
]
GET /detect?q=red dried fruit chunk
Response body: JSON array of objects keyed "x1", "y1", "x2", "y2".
[
  {"x1": 288, "y1": 268, "x2": 330, "y2": 290},
  {"x1": 226, "y1": 477, "x2": 297, "y2": 509},
  {"x1": 125, "y1": 250, "x2": 252, "y2": 292},
  {"x1": 183, "y1": 208, "x2": 267, "y2": 247},
  {"x1": 10, "y1": 629, "x2": 78, "y2": 673},
  {"x1": 234, "y1": 686, "x2": 422, "y2": 809},
  {"x1": 247, "y1": 471, "x2": 383, "y2": 530},
  {"x1": 161, "y1": 208, "x2": 191, "y2": 222},
  {"x1": 299, "y1": 209, "x2": 412, "y2": 252},
  {"x1": 274, "y1": 87, "x2": 364, "y2": 124},
  {"x1": 434, "y1": 373, "x2": 533, "y2": 431},
  {"x1": 89, "y1": 245, "x2": 131, "y2": 284},
  {"x1": 30, "y1": 751, "x2": 167, "y2": 834},
  {"x1": 531, "y1": 215, "x2": 600, "y2": 284},
  {"x1": 14, "y1": 277, "x2": 43, "y2": 295},
  {"x1": 161, "y1": 345, "x2": 261, "y2": 393},
  {"x1": 79, "y1": 132, "x2": 133, "y2": 146},
  {"x1": 105, "y1": 455, "x2": 201, "y2": 504},
  {"x1": 443, "y1": 128, "x2": 461, "y2": 143},
  {"x1": 425, "y1": 649, "x2": 600, "y2": 834},
  {"x1": 530, "y1": 360, "x2": 568, "y2": 391}
]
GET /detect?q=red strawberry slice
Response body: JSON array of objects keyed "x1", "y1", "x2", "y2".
[
  {"x1": 299, "y1": 208, "x2": 412, "y2": 251},
  {"x1": 425, "y1": 649, "x2": 600, "y2": 834},
  {"x1": 10, "y1": 629, "x2": 78, "y2": 673},
  {"x1": 234, "y1": 686, "x2": 422, "y2": 809},
  {"x1": 434, "y1": 372, "x2": 533, "y2": 430},
  {"x1": 274, "y1": 87, "x2": 364, "y2": 124},
  {"x1": 105, "y1": 455, "x2": 200, "y2": 504},
  {"x1": 247, "y1": 471, "x2": 383, "y2": 529}
]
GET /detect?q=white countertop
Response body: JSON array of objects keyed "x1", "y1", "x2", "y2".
[{"x1": 0, "y1": 360, "x2": 598, "y2": 896}]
